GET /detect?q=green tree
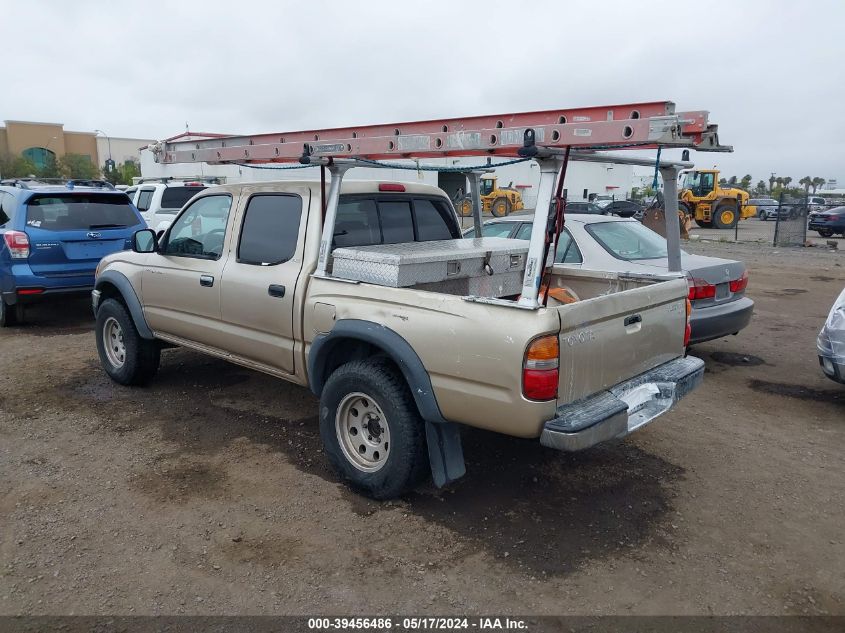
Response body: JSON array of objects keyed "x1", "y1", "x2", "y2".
[
  {"x1": 768, "y1": 175, "x2": 776, "y2": 192},
  {"x1": 755, "y1": 180, "x2": 767, "y2": 195},
  {"x1": 811, "y1": 177, "x2": 826, "y2": 194},
  {"x1": 782, "y1": 176, "x2": 792, "y2": 190},
  {"x1": 740, "y1": 174, "x2": 752, "y2": 191},
  {"x1": 799, "y1": 176, "x2": 812, "y2": 193},
  {"x1": 728, "y1": 175, "x2": 738, "y2": 186},
  {"x1": 58, "y1": 153, "x2": 99, "y2": 179},
  {"x1": 719, "y1": 177, "x2": 727, "y2": 186},
  {"x1": 0, "y1": 153, "x2": 38, "y2": 178}
]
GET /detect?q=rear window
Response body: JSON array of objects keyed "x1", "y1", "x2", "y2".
[
  {"x1": 161, "y1": 186, "x2": 205, "y2": 210},
  {"x1": 26, "y1": 194, "x2": 139, "y2": 232},
  {"x1": 586, "y1": 221, "x2": 668, "y2": 261},
  {"x1": 332, "y1": 195, "x2": 459, "y2": 249}
]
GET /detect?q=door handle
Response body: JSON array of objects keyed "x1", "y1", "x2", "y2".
[
  {"x1": 268, "y1": 284, "x2": 286, "y2": 298},
  {"x1": 624, "y1": 314, "x2": 642, "y2": 327},
  {"x1": 200, "y1": 274, "x2": 214, "y2": 287}
]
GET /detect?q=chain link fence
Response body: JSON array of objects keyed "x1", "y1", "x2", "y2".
[{"x1": 772, "y1": 192, "x2": 808, "y2": 247}]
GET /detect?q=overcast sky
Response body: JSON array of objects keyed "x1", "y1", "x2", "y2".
[{"x1": 5, "y1": 0, "x2": 844, "y2": 185}]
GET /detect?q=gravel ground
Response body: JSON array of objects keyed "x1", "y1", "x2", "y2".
[{"x1": 0, "y1": 241, "x2": 843, "y2": 616}]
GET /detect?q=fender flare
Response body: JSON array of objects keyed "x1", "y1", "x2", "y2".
[
  {"x1": 94, "y1": 270, "x2": 154, "y2": 340},
  {"x1": 308, "y1": 319, "x2": 465, "y2": 487}
]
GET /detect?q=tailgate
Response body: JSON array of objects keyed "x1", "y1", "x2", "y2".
[{"x1": 555, "y1": 274, "x2": 688, "y2": 403}]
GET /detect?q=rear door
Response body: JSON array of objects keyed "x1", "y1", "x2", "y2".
[
  {"x1": 217, "y1": 185, "x2": 310, "y2": 374},
  {"x1": 24, "y1": 193, "x2": 142, "y2": 279}
]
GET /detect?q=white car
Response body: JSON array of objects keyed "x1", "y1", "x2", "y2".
[
  {"x1": 817, "y1": 287, "x2": 845, "y2": 384},
  {"x1": 463, "y1": 213, "x2": 753, "y2": 345},
  {"x1": 126, "y1": 180, "x2": 210, "y2": 232}
]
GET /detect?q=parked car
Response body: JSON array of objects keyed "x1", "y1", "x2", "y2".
[
  {"x1": 817, "y1": 287, "x2": 845, "y2": 384},
  {"x1": 0, "y1": 180, "x2": 145, "y2": 326},
  {"x1": 808, "y1": 206, "x2": 845, "y2": 237},
  {"x1": 126, "y1": 180, "x2": 209, "y2": 231},
  {"x1": 464, "y1": 214, "x2": 753, "y2": 344},
  {"x1": 748, "y1": 198, "x2": 781, "y2": 220},
  {"x1": 563, "y1": 201, "x2": 605, "y2": 214},
  {"x1": 602, "y1": 199, "x2": 644, "y2": 218},
  {"x1": 93, "y1": 180, "x2": 701, "y2": 499}
]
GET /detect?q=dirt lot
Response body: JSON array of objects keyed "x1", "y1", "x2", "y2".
[{"x1": 1, "y1": 241, "x2": 843, "y2": 616}]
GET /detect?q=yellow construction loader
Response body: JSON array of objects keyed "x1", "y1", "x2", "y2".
[
  {"x1": 457, "y1": 174, "x2": 525, "y2": 217},
  {"x1": 679, "y1": 169, "x2": 753, "y2": 229}
]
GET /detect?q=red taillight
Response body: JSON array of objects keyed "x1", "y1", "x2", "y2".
[
  {"x1": 3, "y1": 231, "x2": 30, "y2": 259},
  {"x1": 17, "y1": 288, "x2": 44, "y2": 295},
  {"x1": 523, "y1": 335, "x2": 559, "y2": 401},
  {"x1": 378, "y1": 183, "x2": 405, "y2": 192},
  {"x1": 687, "y1": 277, "x2": 715, "y2": 300},
  {"x1": 729, "y1": 271, "x2": 748, "y2": 294},
  {"x1": 684, "y1": 298, "x2": 692, "y2": 347},
  {"x1": 184, "y1": 182, "x2": 203, "y2": 187}
]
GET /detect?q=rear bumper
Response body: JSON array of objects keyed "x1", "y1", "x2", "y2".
[
  {"x1": 540, "y1": 355, "x2": 704, "y2": 452},
  {"x1": 2, "y1": 264, "x2": 95, "y2": 304},
  {"x1": 809, "y1": 222, "x2": 844, "y2": 233},
  {"x1": 689, "y1": 296, "x2": 754, "y2": 344}
]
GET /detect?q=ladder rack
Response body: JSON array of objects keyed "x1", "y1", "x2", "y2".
[
  {"x1": 148, "y1": 101, "x2": 731, "y2": 309},
  {"x1": 151, "y1": 102, "x2": 728, "y2": 165}
]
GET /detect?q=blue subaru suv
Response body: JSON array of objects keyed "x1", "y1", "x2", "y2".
[{"x1": 0, "y1": 179, "x2": 146, "y2": 326}]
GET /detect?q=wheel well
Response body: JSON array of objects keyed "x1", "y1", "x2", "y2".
[
  {"x1": 97, "y1": 281, "x2": 126, "y2": 307},
  {"x1": 318, "y1": 338, "x2": 399, "y2": 391}
]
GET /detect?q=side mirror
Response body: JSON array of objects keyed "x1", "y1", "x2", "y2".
[{"x1": 133, "y1": 229, "x2": 158, "y2": 253}]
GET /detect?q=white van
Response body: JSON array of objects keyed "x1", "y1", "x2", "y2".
[{"x1": 127, "y1": 180, "x2": 211, "y2": 231}]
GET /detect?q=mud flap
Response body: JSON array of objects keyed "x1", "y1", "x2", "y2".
[{"x1": 425, "y1": 421, "x2": 465, "y2": 487}]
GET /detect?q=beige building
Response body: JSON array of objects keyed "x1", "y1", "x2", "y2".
[{"x1": 0, "y1": 120, "x2": 153, "y2": 173}]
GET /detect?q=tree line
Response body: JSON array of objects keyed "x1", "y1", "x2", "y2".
[
  {"x1": 719, "y1": 174, "x2": 828, "y2": 198},
  {"x1": 0, "y1": 152, "x2": 139, "y2": 186}
]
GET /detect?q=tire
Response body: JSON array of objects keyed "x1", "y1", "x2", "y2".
[
  {"x1": 818, "y1": 229, "x2": 834, "y2": 238},
  {"x1": 95, "y1": 298, "x2": 160, "y2": 386},
  {"x1": 713, "y1": 203, "x2": 738, "y2": 229},
  {"x1": 761, "y1": 214, "x2": 768, "y2": 221},
  {"x1": 694, "y1": 218, "x2": 712, "y2": 228},
  {"x1": 490, "y1": 197, "x2": 511, "y2": 217},
  {"x1": 319, "y1": 359, "x2": 428, "y2": 499},
  {"x1": 457, "y1": 198, "x2": 473, "y2": 217},
  {"x1": 0, "y1": 299, "x2": 23, "y2": 328}
]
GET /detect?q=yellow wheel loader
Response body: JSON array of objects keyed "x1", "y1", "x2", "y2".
[
  {"x1": 679, "y1": 169, "x2": 752, "y2": 229},
  {"x1": 458, "y1": 174, "x2": 525, "y2": 217}
]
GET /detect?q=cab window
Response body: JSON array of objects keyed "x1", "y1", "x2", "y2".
[
  {"x1": 237, "y1": 194, "x2": 302, "y2": 265},
  {"x1": 163, "y1": 194, "x2": 232, "y2": 259}
]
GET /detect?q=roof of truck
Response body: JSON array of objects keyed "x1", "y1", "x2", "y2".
[{"x1": 194, "y1": 180, "x2": 448, "y2": 197}]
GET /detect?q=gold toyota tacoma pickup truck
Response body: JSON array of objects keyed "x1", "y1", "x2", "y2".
[{"x1": 92, "y1": 179, "x2": 702, "y2": 499}]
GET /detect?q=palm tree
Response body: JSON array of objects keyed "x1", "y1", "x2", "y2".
[
  {"x1": 776, "y1": 177, "x2": 784, "y2": 189},
  {"x1": 799, "y1": 176, "x2": 812, "y2": 193},
  {"x1": 811, "y1": 177, "x2": 826, "y2": 194},
  {"x1": 782, "y1": 177, "x2": 792, "y2": 190},
  {"x1": 769, "y1": 175, "x2": 776, "y2": 192}
]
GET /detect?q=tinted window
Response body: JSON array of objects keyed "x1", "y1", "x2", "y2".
[
  {"x1": 161, "y1": 186, "x2": 205, "y2": 210},
  {"x1": 238, "y1": 195, "x2": 302, "y2": 265},
  {"x1": 379, "y1": 200, "x2": 414, "y2": 244},
  {"x1": 0, "y1": 191, "x2": 14, "y2": 225},
  {"x1": 25, "y1": 194, "x2": 139, "y2": 231},
  {"x1": 164, "y1": 195, "x2": 232, "y2": 259},
  {"x1": 136, "y1": 189, "x2": 154, "y2": 211},
  {"x1": 335, "y1": 198, "x2": 380, "y2": 248},
  {"x1": 414, "y1": 199, "x2": 456, "y2": 241},
  {"x1": 587, "y1": 221, "x2": 668, "y2": 261}
]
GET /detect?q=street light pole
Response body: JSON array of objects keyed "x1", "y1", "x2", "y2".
[{"x1": 95, "y1": 129, "x2": 114, "y2": 174}]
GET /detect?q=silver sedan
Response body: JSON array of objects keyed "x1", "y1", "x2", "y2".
[
  {"x1": 818, "y1": 287, "x2": 845, "y2": 384},
  {"x1": 463, "y1": 213, "x2": 754, "y2": 345}
]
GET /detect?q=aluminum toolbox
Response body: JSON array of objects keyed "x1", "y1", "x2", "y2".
[{"x1": 331, "y1": 238, "x2": 528, "y2": 289}]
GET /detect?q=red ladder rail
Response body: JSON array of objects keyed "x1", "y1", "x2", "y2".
[{"x1": 152, "y1": 102, "x2": 728, "y2": 165}]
